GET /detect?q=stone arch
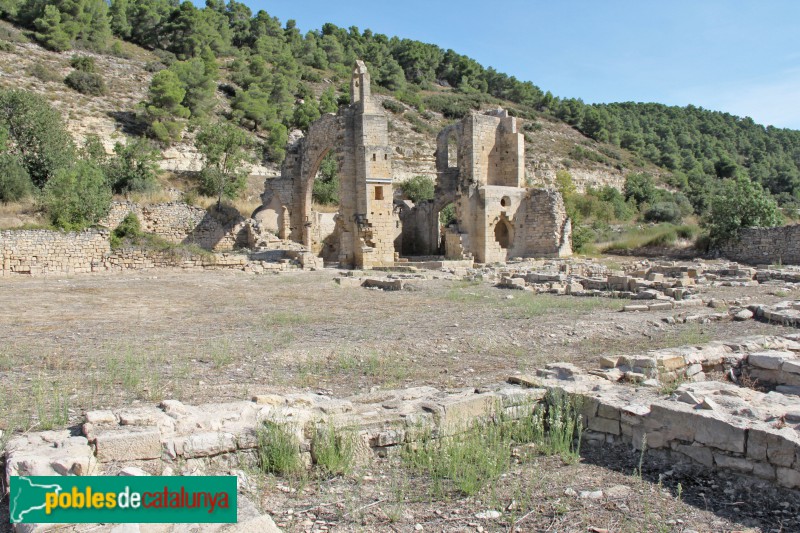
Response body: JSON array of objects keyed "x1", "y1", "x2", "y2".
[
  {"x1": 493, "y1": 215, "x2": 513, "y2": 250},
  {"x1": 291, "y1": 114, "x2": 343, "y2": 245}
]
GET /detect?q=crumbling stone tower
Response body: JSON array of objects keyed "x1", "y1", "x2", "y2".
[
  {"x1": 256, "y1": 61, "x2": 395, "y2": 268},
  {"x1": 437, "y1": 109, "x2": 572, "y2": 263},
  {"x1": 343, "y1": 61, "x2": 395, "y2": 268}
]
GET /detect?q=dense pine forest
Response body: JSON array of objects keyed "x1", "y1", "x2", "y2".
[{"x1": 1, "y1": 0, "x2": 798, "y2": 245}]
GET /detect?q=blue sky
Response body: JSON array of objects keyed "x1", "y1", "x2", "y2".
[{"x1": 241, "y1": 1, "x2": 800, "y2": 129}]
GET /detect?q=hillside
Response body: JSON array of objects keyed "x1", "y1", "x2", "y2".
[
  {"x1": 0, "y1": 17, "x2": 653, "y2": 204},
  {"x1": 0, "y1": 0, "x2": 797, "y2": 251}
]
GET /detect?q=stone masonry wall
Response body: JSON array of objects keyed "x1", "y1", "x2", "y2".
[
  {"x1": 0, "y1": 229, "x2": 110, "y2": 276},
  {"x1": 9, "y1": 352, "x2": 800, "y2": 500},
  {"x1": 103, "y1": 201, "x2": 251, "y2": 251},
  {"x1": 719, "y1": 224, "x2": 800, "y2": 266}
]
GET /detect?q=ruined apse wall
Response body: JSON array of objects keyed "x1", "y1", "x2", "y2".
[
  {"x1": 719, "y1": 225, "x2": 800, "y2": 265},
  {"x1": 439, "y1": 109, "x2": 572, "y2": 263}
]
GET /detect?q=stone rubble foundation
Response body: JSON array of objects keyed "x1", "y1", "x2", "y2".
[{"x1": 8, "y1": 332, "x2": 800, "y2": 531}]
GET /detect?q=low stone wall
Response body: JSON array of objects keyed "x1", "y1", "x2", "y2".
[
  {"x1": 0, "y1": 229, "x2": 110, "y2": 276},
  {"x1": 103, "y1": 201, "x2": 252, "y2": 251},
  {"x1": 0, "y1": 228, "x2": 320, "y2": 277},
  {"x1": 9, "y1": 341, "x2": 800, "y2": 503},
  {"x1": 720, "y1": 225, "x2": 800, "y2": 265}
]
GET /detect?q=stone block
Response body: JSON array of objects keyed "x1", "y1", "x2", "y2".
[
  {"x1": 85, "y1": 410, "x2": 116, "y2": 424},
  {"x1": 747, "y1": 427, "x2": 800, "y2": 467},
  {"x1": 782, "y1": 360, "x2": 800, "y2": 375},
  {"x1": 93, "y1": 426, "x2": 162, "y2": 462},
  {"x1": 713, "y1": 452, "x2": 753, "y2": 473},
  {"x1": 182, "y1": 431, "x2": 238, "y2": 458},
  {"x1": 599, "y1": 356, "x2": 618, "y2": 368},
  {"x1": 597, "y1": 403, "x2": 620, "y2": 420},
  {"x1": 434, "y1": 393, "x2": 497, "y2": 434},
  {"x1": 657, "y1": 355, "x2": 686, "y2": 371},
  {"x1": 776, "y1": 467, "x2": 800, "y2": 488},
  {"x1": 673, "y1": 443, "x2": 713, "y2": 467},
  {"x1": 748, "y1": 350, "x2": 793, "y2": 370},
  {"x1": 685, "y1": 364, "x2": 703, "y2": 377},
  {"x1": 587, "y1": 416, "x2": 620, "y2": 435},
  {"x1": 753, "y1": 461, "x2": 776, "y2": 481},
  {"x1": 695, "y1": 416, "x2": 746, "y2": 454}
]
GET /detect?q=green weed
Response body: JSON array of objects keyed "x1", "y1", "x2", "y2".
[
  {"x1": 256, "y1": 420, "x2": 303, "y2": 476},
  {"x1": 311, "y1": 424, "x2": 357, "y2": 476}
]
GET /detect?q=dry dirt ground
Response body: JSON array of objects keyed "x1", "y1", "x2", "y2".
[{"x1": 1, "y1": 267, "x2": 798, "y2": 532}]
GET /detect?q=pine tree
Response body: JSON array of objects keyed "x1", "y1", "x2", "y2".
[{"x1": 34, "y1": 5, "x2": 71, "y2": 51}]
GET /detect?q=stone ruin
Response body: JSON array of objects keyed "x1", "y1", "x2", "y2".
[
  {"x1": 10, "y1": 330, "x2": 800, "y2": 532},
  {"x1": 254, "y1": 61, "x2": 571, "y2": 268}
]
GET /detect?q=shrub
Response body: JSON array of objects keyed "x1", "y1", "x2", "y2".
[
  {"x1": 70, "y1": 55, "x2": 96, "y2": 73},
  {"x1": 105, "y1": 139, "x2": 160, "y2": 193},
  {"x1": 110, "y1": 212, "x2": 142, "y2": 249},
  {"x1": 42, "y1": 161, "x2": 112, "y2": 230},
  {"x1": 644, "y1": 201, "x2": 683, "y2": 223},
  {"x1": 144, "y1": 60, "x2": 165, "y2": 73},
  {"x1": 396, "y1": 90, "x2": 424, "y2": 111},
  {"x1": 0, "y1": 89, "x2": 76, "y2": 188},
  {"x1": 423, "y1": 93, "x2": 487, "y2": 119},
  {"x1": 64, "y1": 70, "x2": 106, "y2": 96},
  {"x1": 149, "y1": 119, "x2": 184, "y2": 144},
  {"x1": 571, "y1": 224, "x2": 597, "y2": 253},
  {"x1": 624, "y1": 172, "x2": 657, "y2": 207},
  {"x1": 399, "y1": 175, "x2": 435, "y2": 203},
  {"x1": 405, "y1": 111, "x2": 436, "y2": 134},
  {"x1": 28, "y1": 63, "x2": 62, "y2": 83},
  {"x1": 440, "y1": 203, "x2": 456, "y2": 226},
  {"x1": 705, "y1": 176, "x2": 782, "y2": 246},
  {"x1": 381, "y1": 99, "x2": 404, "y2": 114},
  {"x1": 0, "y1": 154, "x2": 34, "y2": 202}
]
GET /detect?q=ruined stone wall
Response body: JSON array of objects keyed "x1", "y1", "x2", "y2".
[
  {"x1": 103, "y1": 201, "x2": 251, "y2": 251},
  {"x1": 512, "y1": 188, "x2": 572, "y2": 258},
  {"x1": 0, "y1": 227, "x2": 313, "y2": 277},
  {"x1": 398, "y1": 200, "x2": 441, "y2": 256},
  {"x1": 719, "y1": 225, "x2": 800, "y2": 266},
  {"x1": 11, "y1": 359, "x2": 800, "y2": 494},
  {"x1": 462, "y1": 112, "x2": 524, "y2": 188},
  {"x1": 0, "y1": 229, "x2": 110, "y2": 276}
]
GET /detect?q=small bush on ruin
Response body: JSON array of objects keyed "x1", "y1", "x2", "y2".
[
  {"x1": 110, "y1": 212, "x2": 142, "y2": 249},
  {"x1": 398, "y1": 175, "x2": 434, "y2": 204},
  {"x1": 257, "y1": 420, "x2": 303, "y2": 475}
]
